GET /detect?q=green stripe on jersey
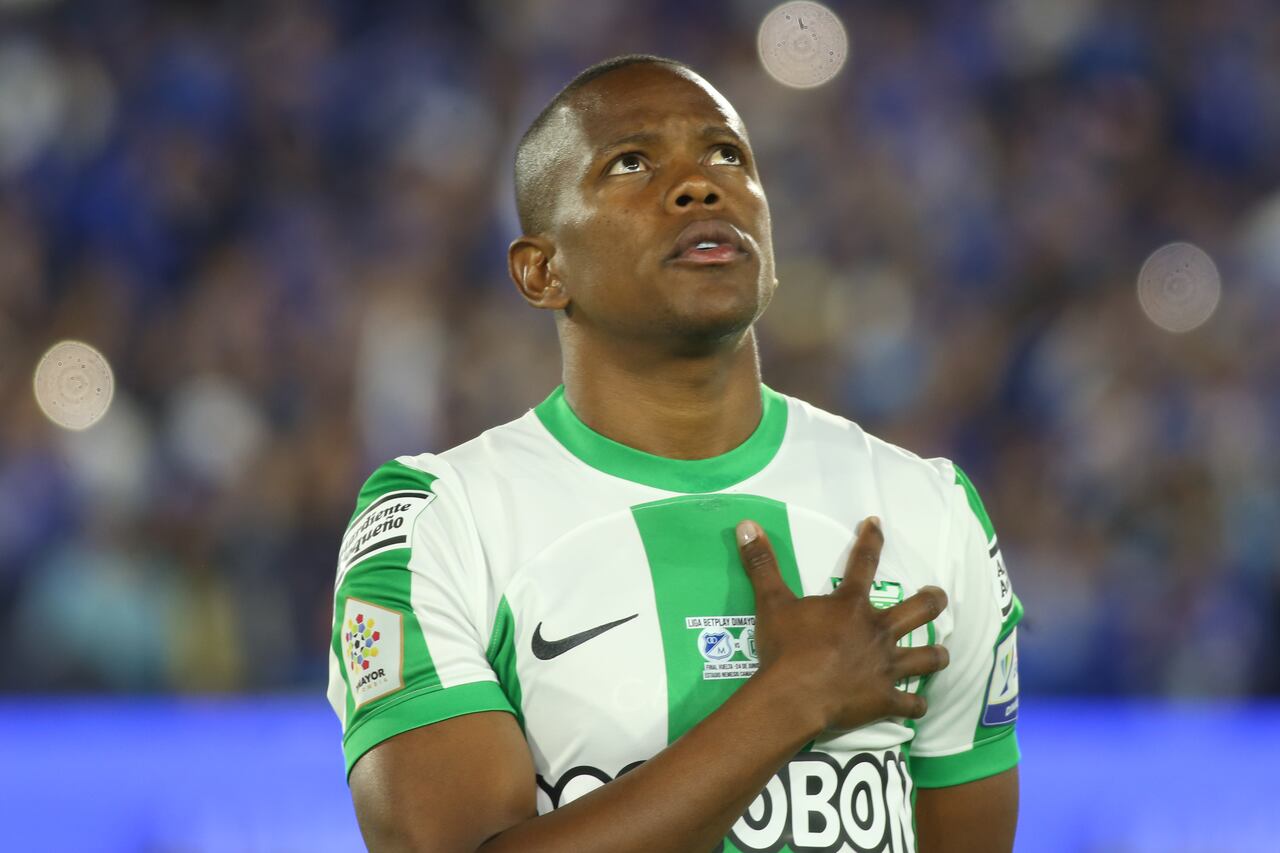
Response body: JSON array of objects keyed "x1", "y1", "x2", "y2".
[
  {"x1": 333, "y1": 461, "x2": 443, "y2": 754},
  {"x1": 534, "y1": 385, "x2": 789, "y2": 493},
  {"x1": 335, "y1": 551, "x2": 442, "y2": 734},
  {"x1": 486, "y1": 596, "x2": 525, "y2": 729},
  {"x1": 334, "y1": 460, "x2": 441, "y2": 699},
  {"x1": 631, "y1": 494, "x2": 803, "y2": 744},
  {"x1": 1000, "y1": 593, "x2": 1024, "y2": 640},
  {"x1": 909, "y1": 727, "x2": 1019, "y2": 788},
  {"x1": 952, "y1": 465, "x2": 995, "y2": 542},
  {"x1": 342, "y1": 682, "x2": 513, "y2": 780},
  {"x1": 347, "y1": 459, "x2": 439, "y2": 526}
]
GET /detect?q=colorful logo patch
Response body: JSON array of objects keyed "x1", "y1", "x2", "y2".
[
  {"x1": 346, "y1": 612, "x2": 382, "y2": 673},
  {"x1": 341, "y1": 598, "x2": 404, "y2": 707}
]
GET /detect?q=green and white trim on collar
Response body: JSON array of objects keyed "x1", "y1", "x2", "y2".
[{"x1": 533, "y1": 384, "x2": 788, "y2": 493}]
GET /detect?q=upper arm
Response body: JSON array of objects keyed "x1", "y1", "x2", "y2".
[
  {"x1": 350, "y1": 711, "x2": 537, "y2": 852},
  {"x1": 908, "y1": 463, "x2": 1022, "y2": 790},
  {"x1": 328, "y1": 458, "x2": 531, "y2": 848},
  {"x1": 915, "y1": 766, "x2": 1019, "y2": 853}
]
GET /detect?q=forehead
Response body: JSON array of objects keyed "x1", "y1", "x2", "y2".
[{"x1": 567, "y1": 65, "x2": 747, "y2": 153}]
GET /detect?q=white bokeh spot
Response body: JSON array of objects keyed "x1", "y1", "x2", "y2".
[
  {"x1": 1137, "y1": 242, "x2": 1221, "y2": 333},
  {"x1": 758, "y1": 2, "x2": 849, "y2": 89}
]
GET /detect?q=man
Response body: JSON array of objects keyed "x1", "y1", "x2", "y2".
[{"x1": 328, "y1": 54, "x2": 1022, "y2": 852}]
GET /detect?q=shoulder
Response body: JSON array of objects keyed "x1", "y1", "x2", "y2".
[
  {"x1": 346, "y1": 406, "x2": 563, "y2": 553},
  {"x1": 779, "y1": 391, "x2": 964, "y2": 508},
  {"x1": 436, "y1": 405, "x2": 567, "y2": 480},
  {"x1": 336, "y1": 431, "x2": 530, "y2": 593},
  {"x1": 355, "y1": 405, "x2": 557, "y2": 499}
]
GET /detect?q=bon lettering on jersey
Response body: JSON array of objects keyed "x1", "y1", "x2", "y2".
[{"x1": 539, "y1": 748, "x2": 918, "y2": 853}]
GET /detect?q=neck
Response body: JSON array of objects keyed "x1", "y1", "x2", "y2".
[{"x1": 558, "y1": 327, "x2": 765, "y2": 461}]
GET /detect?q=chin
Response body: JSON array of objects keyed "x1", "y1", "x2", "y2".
[{"x1": 663, "y1": 285, "x2": 761, "y2": 347}]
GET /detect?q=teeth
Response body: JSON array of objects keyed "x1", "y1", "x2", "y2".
[{"x1": 695, "y1": 241, "x2": 719, "y2": 250}]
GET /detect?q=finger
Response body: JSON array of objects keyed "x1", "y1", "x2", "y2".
[
  {"x1": 736, "y1": 520, "x2": 794, "y2": 609},
  {"x1": 882, "y1": 586, "x2": 948, "y2": 640},
  {"x1": 891, "y1": 643, "x2": 950, "y2": 680},
  {"x1": 888, "y1": 689, "x2": 929, "y2": 720},
  {"x1": 836, "y1": 515, "x2": 883, "y2": 599}
]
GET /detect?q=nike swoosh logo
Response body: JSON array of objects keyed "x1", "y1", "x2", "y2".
[{"x1": 531, "y1": 613, "x2": 639, "y2": 661}]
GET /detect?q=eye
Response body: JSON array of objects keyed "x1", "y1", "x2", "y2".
[
  {"x1": 709, "y1": 145, "x2": 743, "y2": 166},
  {"x1": 606, "y1": 153, "x2": 648, "y2": 176}
]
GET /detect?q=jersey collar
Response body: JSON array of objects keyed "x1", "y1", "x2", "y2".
[{"x1": 533, "y1": 383, "x2": 788, "y2": 493}]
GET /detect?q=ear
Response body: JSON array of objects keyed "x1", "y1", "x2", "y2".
[{"x1": 509, "y1": 235, "x2": 570, "y2": 312}]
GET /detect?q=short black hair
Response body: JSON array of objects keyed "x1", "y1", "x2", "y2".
[{"x1": 513, "y1": 53, "x2": 696, "y2": 237}]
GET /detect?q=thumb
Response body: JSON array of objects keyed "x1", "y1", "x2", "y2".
[{"x1": 736, "y1": 520, "x2": 792, "y2": 608}]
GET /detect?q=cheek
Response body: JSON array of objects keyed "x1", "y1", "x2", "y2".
[
  {"x1": 572, "y1": 214, "x2": 649, "y2": 273},
  {"x1": 750, "y1": 191, "x2": 775, "y2": 263},
  {"x1": 748, "y1": 181, "x2": 772, "y2": 227},
  {"x1": 553, "y1": 217, "x2": 652, "y2": 304},
  {"x1": 600, "y1": 207, "x2": 649, "y2": 249}
]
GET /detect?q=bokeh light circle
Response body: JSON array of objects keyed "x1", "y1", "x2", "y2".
[
  {"x1": 758, "y1": 1, "x2": 849, "y2": 89},
  {"x1": 33, "y1": 340, "x2": 114, "y2": 430},
  {"x1": 1136, "y1": 242, "x2": 1221, "y2": 333}
]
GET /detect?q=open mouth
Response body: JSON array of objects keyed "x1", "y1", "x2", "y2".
[
  {"x1": 671, "y1": 240, "x2": 747, "y2": 265},
  {"x1": 667, "y1": 219, "x2": 751, "y2": 266}
]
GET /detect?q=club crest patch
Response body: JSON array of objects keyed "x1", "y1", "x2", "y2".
[{"x1": 343, "y1": 598, "x2": 404, "y2": 707}]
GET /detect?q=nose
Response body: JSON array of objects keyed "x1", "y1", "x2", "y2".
[{"x1": 665, "y1": 170, "x2": 722, "y2": 212}]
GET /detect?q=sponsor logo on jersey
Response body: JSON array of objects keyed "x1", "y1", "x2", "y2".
[
  {"x1": 981, "y1": 627, "x2": 1019, "y2": 726},
  {"x1": 531, "y1": 613, "x2": 639, "y2": 661},
  {"x1": 687, "y1": 615, "x2": 758, "y2": 679},
  {"x1": 342, "y1": 598, "x2": 403, "y2": 707},
  {"x1": 538, "y1": 749, "x2": 916, "y2": 852},
  {"x1": 338, "y1": 490, "x2": 435, "y2": 578}
]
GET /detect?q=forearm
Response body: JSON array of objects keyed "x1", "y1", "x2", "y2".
[{"x1": 477, "y1": 667, "x2": 819, "y2": 853}]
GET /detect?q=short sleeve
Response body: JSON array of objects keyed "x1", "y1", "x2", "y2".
[
  {"x1": 908, "y1": 463, "x2": 1023, "y2": 788},
  {"x1": 325, "y1": 457, "x2": 514, "y2": 780}
]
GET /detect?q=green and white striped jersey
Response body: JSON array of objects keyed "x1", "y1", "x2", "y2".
[{"x1": 327, "y1": 383, "x2": 1023, "y2": 853}]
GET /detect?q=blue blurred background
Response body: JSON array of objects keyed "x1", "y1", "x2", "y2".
[{"x1": 1, "y1": 0, "x2": 1278, "y2": 849}]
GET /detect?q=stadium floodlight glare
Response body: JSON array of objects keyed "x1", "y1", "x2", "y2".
[
  {"x1": 758, "y1": 1, "x2": 849, "y2": 89},
  {"x1": 33, "y1": 339, "x2": 114, "y2": 430}
]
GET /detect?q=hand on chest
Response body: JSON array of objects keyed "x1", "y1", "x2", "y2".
[{"x1": 504, "y1": 494, "x2": 947, "y2": 764}]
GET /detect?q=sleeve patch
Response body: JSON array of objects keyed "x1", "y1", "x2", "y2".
[
  {"x1": 992, "y1": 545, "x2": 1014, "y2": 620},
  {"x1": 339, "y1": 490, "x2": 435, "y2": 575},
  {"x1": 342, "y1": 598, "x2": 405, "y2": 707},
  {"x1": 981, "y1": 627, "x2": 1019, "y2": 727}
]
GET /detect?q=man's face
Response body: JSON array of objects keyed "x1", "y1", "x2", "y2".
[{"x1": 546, "y1": 65, "x2": 776, "y2": 346}]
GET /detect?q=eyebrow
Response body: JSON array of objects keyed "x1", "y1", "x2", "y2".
[{"x1": 595, "y1": 125, "x2": 746, "y2": 159}]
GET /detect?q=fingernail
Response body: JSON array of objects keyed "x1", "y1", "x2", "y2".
[
  {"x1": 867, "y1": 516, "x2": 882, "y2": 532},
  {"x1": 737, "y1": 520, "x2": 759, "y2": 545}
]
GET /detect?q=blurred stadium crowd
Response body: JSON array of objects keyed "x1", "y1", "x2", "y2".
[{"x1": 1, "y1": 0, "x2": 1278, "y2": 698}]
